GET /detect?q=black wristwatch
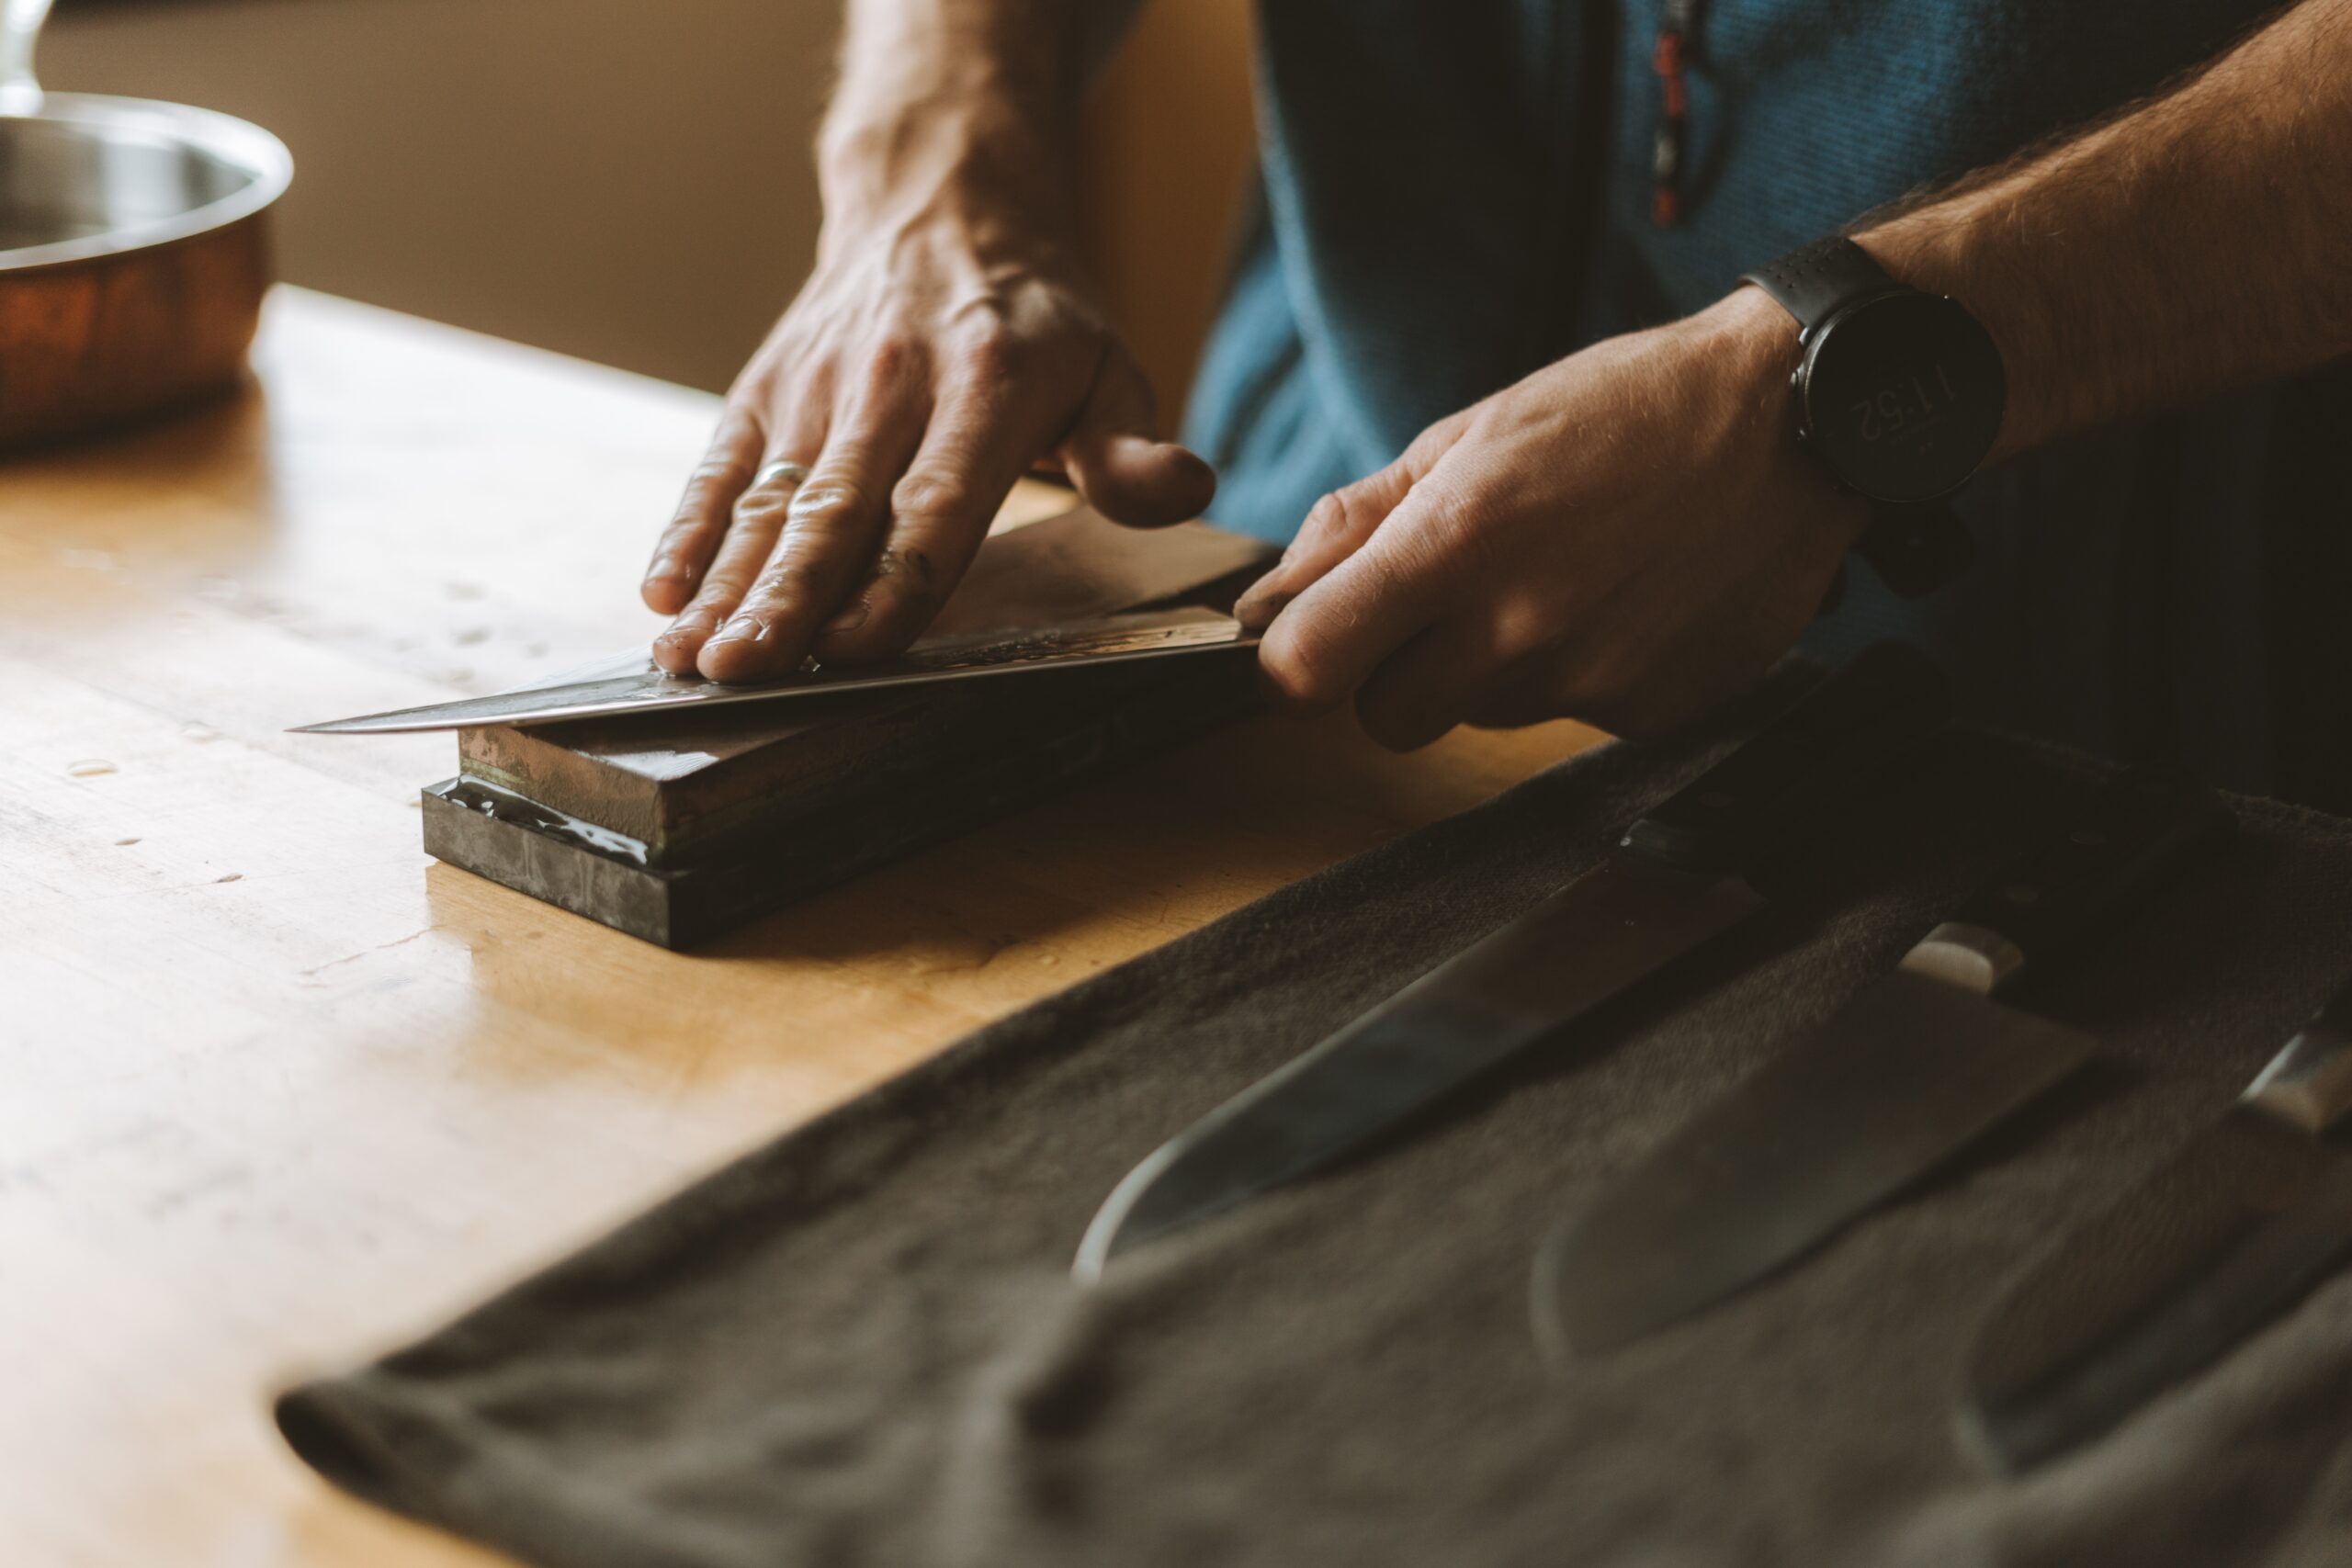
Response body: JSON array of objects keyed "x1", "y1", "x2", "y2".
[{"x1": 1742, "y1": 236, "x2": 2007, "y2": 506}]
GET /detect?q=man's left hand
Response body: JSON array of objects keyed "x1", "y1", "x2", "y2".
[{"x1": 1233, "y1": 288, "x2": 1871, "y2": 745}]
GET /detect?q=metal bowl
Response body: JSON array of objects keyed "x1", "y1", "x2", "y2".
[{"x1": 0, "y1": 93, "x2": 292, "y2": 448}]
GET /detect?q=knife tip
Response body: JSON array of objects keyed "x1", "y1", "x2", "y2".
[
  {"x1": 1530, "y1": 1291, "x2": 1647, "y2": 1368},
  {"x1": 1071, "y1": 1182, "x2": 1149, "y2": 1286},
  {"x1": 1071, "y1": 1137, "x2": 1213, "y2": 1285},
  {"x1": 1529, "y1": 1231, "x2": 1647, "y2": 1367},
  {"x1": 1529, "y1": 1213, "x2": 1688, "y2": 1364},
  {"x1": 1070, "y1": 1210, "x2": 1118, "y2": 1284},
  {"x1": 1952, "y1": 1399, "x2": 2033, "y2": 1477},
  {"x1": 1529, "y1": 1223, "x2": 1577, "y2": 1368}
]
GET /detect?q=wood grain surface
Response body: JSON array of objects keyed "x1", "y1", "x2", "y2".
[{"x1": 0, "y1": 288, "x2": 1603, "y2": 1568}]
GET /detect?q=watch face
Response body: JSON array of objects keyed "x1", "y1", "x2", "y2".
[{"x1": 1799, "y1": 292, "x2": 2007, "y2": 504}]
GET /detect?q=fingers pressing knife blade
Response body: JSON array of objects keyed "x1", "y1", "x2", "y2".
[
  {"x1": 290, "y1": 609, "x2": 1254, "y2": 734},
  {"x1": 297, "y1": 509, "x2": 1282, "y2": 735},
  {"x1": 1074, "y1": 644, "x2": 1954, "y2": 1281},
  {"x1": 1535, "y1": 765, "x2": 2233, "y2": 1362},
  {"x1": 1960, "y1": 971, "x2": 2352, "y2": 1472}
]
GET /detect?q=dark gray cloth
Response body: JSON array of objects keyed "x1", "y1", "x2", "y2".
[{"x1": 277, "y1": 679, "x2": 2352, "y2": 1568}]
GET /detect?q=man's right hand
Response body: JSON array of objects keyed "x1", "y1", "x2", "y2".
[{"x1": 639, "y1": 203, "x2": 1215, "y2": 683}]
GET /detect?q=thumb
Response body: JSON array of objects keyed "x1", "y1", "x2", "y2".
[{"x1": 1057, "y1": 340, "x2": 1216, "y2": 528}]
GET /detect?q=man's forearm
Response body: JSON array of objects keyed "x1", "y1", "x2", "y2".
[
  {"x1": 1860, "y1": 0, "x2": 2352, "y2": 462},
  {"x1": 817, "y1": 0, "x2": 1142, "y2": 261}
]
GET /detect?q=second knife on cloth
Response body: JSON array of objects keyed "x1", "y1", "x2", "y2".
[
  {"x1": 1960, "y1": 971, "x2": 2352, "y2": 1472},
  {"x1": 1534, "y1": 764, "x2": 2235, "y2": 1359},
  {"x1": 1073, "y1": 645, "x2": 1952, "y2": 1281}
]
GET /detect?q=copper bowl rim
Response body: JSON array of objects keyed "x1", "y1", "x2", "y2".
[{"x1": 0, "y1": 92, "x2": 292, "y2": 274}]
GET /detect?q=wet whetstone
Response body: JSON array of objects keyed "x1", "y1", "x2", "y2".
[{"x1": 423, "y1": 653, "x2": 1261, "y2": 948}]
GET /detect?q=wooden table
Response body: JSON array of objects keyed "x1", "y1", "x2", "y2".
[{"x1": 0, "y1": 289, "x2": 1602, "y2": 1567}]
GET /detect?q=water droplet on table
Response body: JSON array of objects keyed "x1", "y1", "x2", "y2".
[
  {"x1": 215, "y1": 873, "x2": 243, "y2": 884},
  {"x1": 66, "y1": 760, "x2": 117, "y2": 778}
]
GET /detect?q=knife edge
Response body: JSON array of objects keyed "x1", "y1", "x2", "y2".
[
  {"x1": 1960, "y1": 973, "x2": 2352, "y2": 1471},
  {"x1": 1960, "y1": 1133, "x2": 2352, "y2": 1472},
  {"x1": 1072, "y1": 646, "x2": 1954, "y2": 1280},
  {"x1": 1535, "y1": 764, "x2": 2233, "y2": 1359},
  {"x1": 290, "y1": 609, "x2": 1254, "y2": 734}
]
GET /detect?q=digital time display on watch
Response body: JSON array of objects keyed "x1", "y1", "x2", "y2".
[{"x1": 1797, "y1": 291, "x2": 2007, "y2": 504}]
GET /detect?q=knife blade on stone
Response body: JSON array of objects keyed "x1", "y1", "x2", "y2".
[
  {"x1": 289, "y1": 607, "x2": 1255, "y2": 734},
  {"x1": 1959, "y1": 972, "x2": 2352, "y2": 1472},
  {"x1": 1535, "y1": 765, "x2": 2234, "y2": 1360},
  {"x1": 1071, "y1": 643, "x2": 1954, "y2": 1283},
  {"x1": 292, "y1": 507, "x2": 1275, "y2": 736}
]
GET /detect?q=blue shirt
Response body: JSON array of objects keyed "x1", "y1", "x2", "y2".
[{"x1": 1184, "y1": 0, "x2": 2352, "y2": 808}]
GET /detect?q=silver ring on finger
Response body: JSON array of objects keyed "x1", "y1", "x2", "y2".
[{"x1": 753, "y1": 458, "x2": 811, "y2": 491}]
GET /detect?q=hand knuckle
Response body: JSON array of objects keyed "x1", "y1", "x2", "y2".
[
  {"x1": 1302, "y1": 491, "x2": 1352, "y2": 542},
  {"x1": 732, "y1": 487, "x2": 790, "y2": 523},
  {"x1": 1258, "y1": 629, "x2": 1339, "y2": 706},
  {"x1": 683, "y1": 468, "x2": 752, "y2": 514},
  {"x1": 1414, "y1": 405, "x2": 1477, "y2": 453},
  {"x1": 1353, "y1": 694, "x2": 1415, "y2": 752},
  {"x1": 689, "y1": 453, "x2": 745, "y2": 488},
  {"x1": 865, "y1": 546, "x2": 940, "y2": 604},
  {"x1": 752, "y1": 557, "x2": 824, "y2": 603},
  {"x1": 958, "y1": 330, "x2": 1025, "y2": 383},
  {"x1": 786, "y1": 479, "x2": 871, "y2": 528},
  {"x1": 863, "y1": 337, "x2": 921, "y2": 391},
  {"x1": 1419, "y1": 489, "x2": 1489, "y2": 545},
  {"x1": 1406, "y1": 501, "x2": 1494, "y2": 579},
  {"x1": 1489, "y1": 597, "x2": 1553, "y2": 655},
  {"x1": 890, "y1": 469, "x2": 967, "y2": 527},
  {"x1": 946, "y1": 290, "x2": 1016, "y2": 330},
  {"x1": 1354, "y1": 546, "x2": 1432, "y2": 612},
  {"x1": 1561, "y1": 664, "x2": 1633, "y2": 724}
]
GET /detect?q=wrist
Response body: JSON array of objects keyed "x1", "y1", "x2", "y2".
[
  {"x1": 814, "y1": 187, "x2": 1083, "y2": 295},
  {"x1": 818, "y1": 83, "x2": 1080, "y2": 252},
  {"x1": 1692, "y1": 286, "x2": 1877, "y2": 547},
  {"x1": 1701, "y1": 282, "x2": 1802, "y2": 373},
  {"x1": 1728, "y1": 234, "x2": 2009, "y2": 515},
  {"x1": 1690, "y1": 284, "x2": 1809, "y2": 446},
  {"x1": 1856, "y1": 209, "x2": 2047, "y2": 464}
]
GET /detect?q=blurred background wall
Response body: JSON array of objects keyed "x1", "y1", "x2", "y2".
[{"x1": 43, "y1": 0, "x2": 1255, "y2": 417}]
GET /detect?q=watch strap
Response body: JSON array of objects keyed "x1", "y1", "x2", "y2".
[{"x1": 1740, "y1": 236, "x2": 1902, "y2": 332}]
